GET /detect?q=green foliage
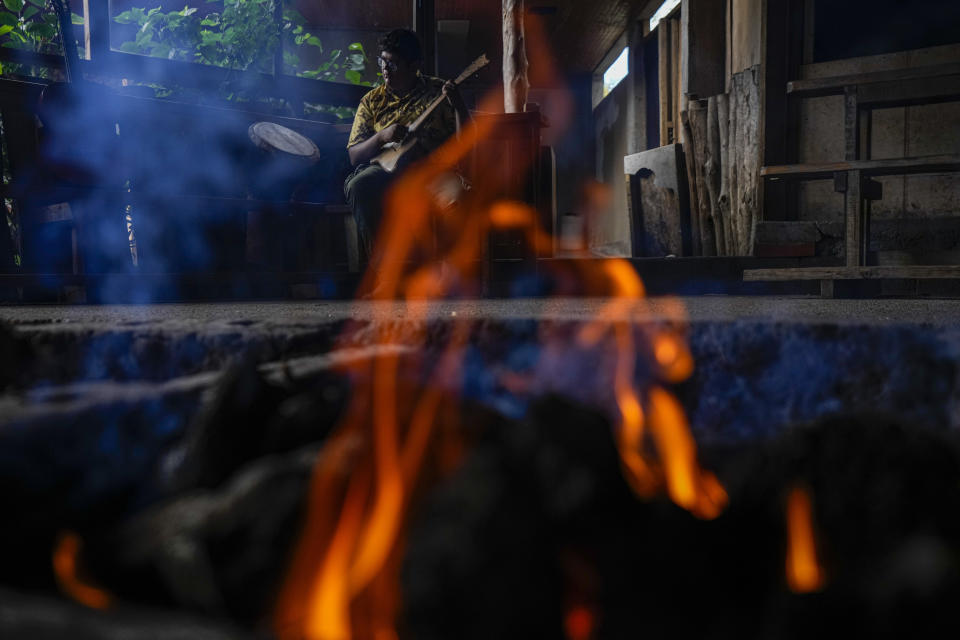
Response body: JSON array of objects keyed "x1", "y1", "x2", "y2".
[
  {"x1": 113, "y1": 1, "x2": 375, "y2": 87},
  {"x1": 114, "y1": 2, "x2": 276, "y2": 72},
  {"x1": 0, "y1": 0, "x2": 84, "y2": 79}
]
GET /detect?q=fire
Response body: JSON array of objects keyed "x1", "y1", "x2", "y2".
[
  {"x1": 785, "y1": 486, "x2": 827, "y2": 593},
  {"x1": 275, "y1": 10, "x2": 725, "y2": 639},
  {"x1": 52, "y1": 530, "x2": 112, "y2": 610},
  {"x1": 564, "y1": 604, "x2": 596, "y2": 640}
]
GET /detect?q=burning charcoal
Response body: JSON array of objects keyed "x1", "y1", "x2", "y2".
[
  {"x1": 85, "y1": 444, "x2": 324, "y2": 625},
  {"x1": 402, "y1": 403, "x2": 960, "y2": 640},
  {"x1": 728, "y1": 413, "x2": 960, "y2": 639},
  {"x1": 163, "y1": 356, "x2": 347, "y2": 494},
  {"x1": 0, "y1": 586, "x2": 255, "y2": 640},
  {"x1": 401, "y1": 396, "x2": 637, "y2": 640}
]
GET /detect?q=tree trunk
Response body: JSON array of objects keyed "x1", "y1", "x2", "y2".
[{"x1": 502, "y1": 0, "x2": 529, "y2": 113}]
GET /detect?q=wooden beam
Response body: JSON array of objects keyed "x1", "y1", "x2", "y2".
[
  {"x1": 761, "y1": 155, "x2": 960, "y2": 179},
  {"x1": 502, "y1": 0, "x2": 528, "y2": 113},
  {"x1": 786, "y1": 62, "x2": 960, "y2": 97},
  {"x1": 744, "y1": 265, "x2": 960, "y2": 281}
]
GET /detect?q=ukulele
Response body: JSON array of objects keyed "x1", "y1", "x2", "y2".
[{"x1": 372, "y1": 53, "x2": 489, "y2": 173}]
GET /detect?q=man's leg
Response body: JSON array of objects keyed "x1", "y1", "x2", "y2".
[{"x1": 343, "y1": 164, "x2": 395, "y2": 265}]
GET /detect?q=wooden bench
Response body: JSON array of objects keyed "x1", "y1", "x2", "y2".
[
  {"x1": 0, "y1": 77, "x2": 359, "y2": 301},
  {"x1": 746, "y1": 62, "x2": 960, "y2": 293}
]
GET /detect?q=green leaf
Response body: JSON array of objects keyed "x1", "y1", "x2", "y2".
[
  {"x1": 305, "y1": 34, "x2": 322, "y2": 49},
  {"x1": 0, "y1": 12, "x2": 16, "y2": 26},
  {"x1": 24, "y1": 0, "x2": 44, "y2": 6},
  {"x1": 71, "y1": 12, "x2": 84, "y2": 25},
  {"x1": 2, "y1": 0, "x2": 23, "y2": 13},
  {"x1": 344, "y1": 69, "x2": 362, "y2": 84},
  {"x1": 348, "y1": 42, "x2": 364, "y2": 52},
  {"x1": 24, "y1": 22, "x2": 56, "y2": 39},
  {"x1": 22, "y1": 5, "x2": 37, "y2": 19},
  {"x1": 329, "y1": 48, "x2": 340, "y2": 60},
  {"x1": 0, "y1": 24, "x2": 13, "y2": 36},
  {"x1": 180, "y1": 6, "x2": 197, "y2": 17},
  {"x1": 113, "y1": 9, "x2": 145, "y2": 25}
]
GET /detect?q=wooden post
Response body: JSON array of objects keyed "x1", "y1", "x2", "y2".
[
  {"x1": 705, "y1": 95, "x2": 725, "y2": 255},
  {"x1": 414, "y1": 0, "x2": 437, "y2": 76},
  {"x1": 502, "y1": 0, "x2": 528, "y2": 113},
  {"x1": 658, "y1": 23, "x2": 671, "y2": 145},
  {"x1": 82, "y1": 0, "x2": 110, "y2": 61},
  {"x1": 717, "y1": 93, "x2": 734, "y2": 254}
]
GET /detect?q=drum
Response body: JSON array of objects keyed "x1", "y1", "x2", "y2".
[{"x1": 246, "y1": 121, "x2": 320, "y2": 201}]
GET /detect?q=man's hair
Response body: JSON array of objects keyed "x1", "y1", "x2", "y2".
[{"x1": 378, "y1": 29, "x2": 422, "y2": 64}]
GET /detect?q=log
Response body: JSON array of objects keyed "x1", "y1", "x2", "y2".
[
  {"x1": 717, "y1": 93, "x2": 733, "y2": 255},
  {"x1": 705, "y1": 96, "x2": 726, "y2": 255},
  {"x1": 684, "y1": 102, "x2": 717, "y2": 255},
  {"x1": 730, "y1": 66, "x2": 762, "y2": 255},
  {"x1": 680, "y1": 111, "x2": 703, "y2": 255},
  {"x1": 502, "y1": 0, "x2": 529, "y2": 113}
]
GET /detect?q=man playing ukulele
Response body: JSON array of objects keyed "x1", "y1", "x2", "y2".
[{"x1": 344, "y1": 29, "x2": 470, "y2": 268}]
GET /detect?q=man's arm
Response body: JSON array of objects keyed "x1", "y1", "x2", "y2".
[
  {"x1": 348, "y1": 123, "x2": 407, "y2": 166},
  {"x1": 442, "y1": 81, "x2": 471, "y2": 136}
]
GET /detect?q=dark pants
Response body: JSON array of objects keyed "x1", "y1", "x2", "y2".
[{"x1": 343, "y1": 163, "x2": 396, "y2": 265}]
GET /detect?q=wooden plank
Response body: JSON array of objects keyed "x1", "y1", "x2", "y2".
[
  {"x1": 671, "y1": 17, "x2": 681, "y2": 143},
  {"x1": 623, "y1": 143, "x2": 692, "y2": 257},
  {"x1": 856, "y1": 74, "x2": 960, "y2": 107},
  {"x1": 787, "y1": 62, "x2": 960, "y2": 97},
  {"x1": 658, "y1": 21, "x2": 670, "y2": 146},
  {"x1": 761, "y1": 154, "x2": 960, "y2": 179},
  {"x1": 682, "y1": 0, "x2": 727, "y2": 99},
  {"x1": 744, "y1": 265, "x2": 960, "y2": 281},
  {"x1": 844, "y1": 169, "x2": 863, "y2": 267},
  {"x1": 843, "y1": 86, "x2": 858, "y2": 161}
]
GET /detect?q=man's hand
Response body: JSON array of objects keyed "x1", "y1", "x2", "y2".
[
  {"x1": 378, "y1": 123, "x2": 408, "y2": 145},
  {"x1": 442, "y1": 81, "x2": 463, "y2": 106}
]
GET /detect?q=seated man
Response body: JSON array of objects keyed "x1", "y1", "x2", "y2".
[{"x1": 344, "y1": 28, "x2": 470, "y2": 266}]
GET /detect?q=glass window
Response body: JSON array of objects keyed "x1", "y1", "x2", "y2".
[
  {"x1": 0, "y1": 0, "x2": 86, "y2": 78},
  {"x1": 602, "y1": 46, "x2": 629, "y2": 98},
  {"x1": 110, "y1": 1, "x2": 276, "y2": 73},
  {"x1": 649, "y1": 0, "x2": 681, "y2": 32}
]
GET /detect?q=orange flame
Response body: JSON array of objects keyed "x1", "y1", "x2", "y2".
[
  {"x1": 52, "y1": 530, "x2": 112, "y2": 610},
  {"x1": 564, "y1": 604, "x2": 596, "y2": 640},
  {"x1": 275, "y1": 10, "x2": 725, "y2": 639},
  {"x1": 785, "y1": 486, "x2": 827, "y2": 593}
]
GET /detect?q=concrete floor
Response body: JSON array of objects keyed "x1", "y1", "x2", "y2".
[{"x1": 5, "y1": 295, "x2": 960, "y2": 328}]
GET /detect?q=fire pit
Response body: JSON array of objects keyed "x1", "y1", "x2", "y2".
[{"x1": 2, "y1": 298, "x2": 960, "y2": 638}]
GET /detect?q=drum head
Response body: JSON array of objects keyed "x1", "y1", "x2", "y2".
[{"x1": 248, "y1": 121, "x2": 319, "y2": 161}]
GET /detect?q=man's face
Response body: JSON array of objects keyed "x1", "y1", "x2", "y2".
[{"x1": 378, "y1": 50, "x2": 417, "y2": 92}]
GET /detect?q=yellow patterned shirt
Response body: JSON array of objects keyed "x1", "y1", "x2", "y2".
[{"x1": 347, "y1": 74, "x2": 457, "y2": 156}]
